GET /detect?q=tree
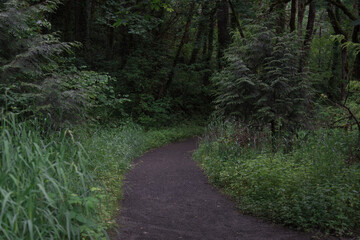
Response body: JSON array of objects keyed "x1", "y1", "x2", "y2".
[
  {"x1": 217, "y1": 0, "x2": 231, "y2": 69},
  {"x1": 213, "y1": 27, "x2": 310, "y2": 136}
]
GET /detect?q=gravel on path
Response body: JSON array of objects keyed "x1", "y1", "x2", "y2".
[{"x1": 110, "y1": 138, "x2": 313, "y2": 240}]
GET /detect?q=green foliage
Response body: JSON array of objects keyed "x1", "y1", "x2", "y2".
[
  {"x1": 0, "y1": 0, "x2": 78, "y2": 121},
  {"x1": 316, "y1": 81, "x2": 360, "y2": 130},
  {"x1": 0, "y1": 116, "x2": 107, "y2": 239},
  {"x1": 213, "y1": 27, "x2": 311, "y2": 131},
  {"x1": 330, "y1": 35, "x2": 360, "y2": 56},
  {"x1": 0, "y1": 0, "x2": 129, "y2": 125},
  {"x1": 0, "y1": 112, "x2": 203, "y2": 239},
  {"x1": 136, "y1": 95, "x2": 173, "y2": 127},
  {"x1": 0, "y1": 0, "x2": 75, "y2": 78},
  {"x1": 144, "y1": 123, "x2": 204, "y2": 149},
  {"x1": 112, "y1": 0, "x2": 172, "y2": 34},
  {"x1": 76, "y1": 123, "x2": 147, "y2": 226},
  {"x1": 195, "y1": 122, "x2": 360, "y2": 236},
  {"x1": 115, "y1": 45, "x2": 210, "y2": 127},
  {"x1": 76, "y1": 122, "x2": 203, "y2": 227},
  {"x1": 40, "y1": 66, "x2": 129, "y2": 124},
  {"x1": 309, "y1": 36, "x2": 335, "y2": 97}
]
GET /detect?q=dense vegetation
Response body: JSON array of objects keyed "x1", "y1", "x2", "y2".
[
  {"x1": 195, "y1": 123, "x2": 360, "y2": 236},
  {"x1": 1, "y1": 0, "x2": 360, "y2": 238}
]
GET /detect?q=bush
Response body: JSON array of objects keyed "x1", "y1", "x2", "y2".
[
  {"x1": 212, "y1": 27, "x2": 311, "y2": 132},
  {"x1": 194, "y1": 123, "x2": 360, "y2": 236}
]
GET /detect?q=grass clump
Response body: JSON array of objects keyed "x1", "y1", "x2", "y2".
[
  {"x1": 0, "y1": 115, "x2": 203, "y2": 239},
  {"x1": 76, "y1": 124, "x2": 147, "y2": 225},
  {"x1": 0, "y1": 116, "x2": 107, "y2": 240},
  {"x1": 194, "y1": 122, "x2": 360, "y2": 236}
]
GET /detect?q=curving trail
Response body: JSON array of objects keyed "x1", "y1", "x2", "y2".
[{"x1": 110, "y1": 138, "x2": 312, "y2": 240}]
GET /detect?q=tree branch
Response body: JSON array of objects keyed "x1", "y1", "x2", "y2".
[
  {"x1": 327, "y1": 4, "x2": 348, "y2": 40},
  {"x1": 228, "y1": 0, "x2": 245, "y2": 38},
  {"x1": 326, "y1": 0, "x2": 357, "y2": 21},
  {"x1": 269, "y1": 0, "x2": 291, "y2": 12}
]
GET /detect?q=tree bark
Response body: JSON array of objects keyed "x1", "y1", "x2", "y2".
[
  {"x1": 217, "y1": 0, "x2": 231, "y2": 69},
  {"x1": 290, "y1": 0, "x2": 297, "y2": 32},
  {"x1": 341, "y1": 48, "x2": 349, "y2": 99},
  {"x1": 75, "y1": 0, "x2": 82, "y2": 41},
  {"x1": 228, "y1": 0, "x2": 245, "y2": 38},
  {"x1": 106, "y1": 26, "x2": 115, "y2": 60},
  {"x1": 62, "y1": 0, "x2": 73, "y2": 41},
  {"x1": 85, "y1": 0, "x2": 93, "y2": 49},
  {"x1": 297, "y1": 0, "x2": 306, "y2": 38},
  {"x1": 189, "y1": 2, "x2": 209, "y2": 65},
  {"x1": 276, "y1": 2, "x2": 287, "y2": 34},
  {"x1": 327, "y1": 5, "x2": 349, "y2": 100},
  {"x1": 330, "y1": 41, "x2": 341, "y2": 100},
  {"x1": 327, "y1": 5, "x2": 348, "y2": 37},
  {"x1": 299, "y1": 1, "x2": 315, "y2": 72},
  {"x1": 203, "y1": 7, "x2": 217, "y2": 85},
  {"x1": 352, "y1": 0, "x2": 360, "y2": 80},
  {"x1": 327, "y1": 0, "x2": 357, "y2": 20}
]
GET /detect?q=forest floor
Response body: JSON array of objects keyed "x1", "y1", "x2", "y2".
[{"x1": 109, "y1": 138, "x2": 314, "y2": 240}]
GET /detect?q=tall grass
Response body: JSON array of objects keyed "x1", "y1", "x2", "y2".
[
  {"x1": 0, "y1": 116, "x2": 106, "y2": 239},
  {"x1": 77, "y1": 123, "x2": 204, "y2": 224},
  {"x1": 194, "y1": 122, "x2": 360, "y2": 236},
  {"x1": 0, "y1": 115, "x2": 203, "y2": 239},
  {"x1": 76, "y1": 124, "x2": 147, "y2": 224}
]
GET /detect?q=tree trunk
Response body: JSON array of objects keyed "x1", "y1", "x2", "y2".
[
  {"x1": 297, "y1": 0, "x2": 306, "y2": 38},
  {"x1": 106, "y1": 26, "x2": 115, "y2": 60},
  {"x1": 352, "y1": 0, "x2": 360, "y2": 80},
  {"x1": 327, "y1": 5, "x2": 349, "y2": 100},
  {"x1": 158, "y1": 2, "x2": 196, "y2": 98},
  {"x1": 85, "y1": 0, "x2": 93, "y2": 49},
  {"x1": 203, "y1": 7, "x2": 217, "y2": 85},
  {"x1": 217, "y1": 0, "x2": 231, "y2": 69},
  {"x1": 290, "y1": 0, "x2": 297, "y2": 32},
  {"x1": 299, "y1": 1, "x2": 315, "y2": 72},
  {"x1": 75, "y1": 1, "x2": 82, "y2": 41},
  {"x1": 329, "y1": 41, "x2": 341, "y2": 100},
  {"x1": 62, "y1": 0, "x2": 73, "y2": 41},
  {"x1": 228, "y1": 0, "x2": 245, "y2": 38},
  {"x1": 276, "y1": 2, "x2": 287, "y2": 34},
  {"x1": 341, "y1": 48, "x2": 349, "y2": 100},
  {"x1": 189, "y1": 2, "x2": 209, "y2": 65}
]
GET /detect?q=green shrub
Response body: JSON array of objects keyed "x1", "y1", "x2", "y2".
[
  {"x1": 195, "y1": 125, "x2": 360, "y2": 236},
  {"x1": 212, "y1": 27, "x2": 311, "y2": 132}
]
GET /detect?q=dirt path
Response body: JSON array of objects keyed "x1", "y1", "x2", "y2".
[{"x1": 110, "y1": 138, "x2": 312, "y2": 240}]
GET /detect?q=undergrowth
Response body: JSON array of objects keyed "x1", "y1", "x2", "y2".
[
  {"x1": 77, "y1": 122, "x2": 204, "y2": 229},
  {"x1": 194, "y1": 122, "x2": 360, "y2": 237},
  {"x1": 0, "y1": 115, "x2": 203, "y2": 239},
  {"x1": 0, "y1": 116, "x2": 106, "y2": 240}
]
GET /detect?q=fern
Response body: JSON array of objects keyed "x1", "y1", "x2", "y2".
[
  {"x1": 330, "y1": 34, "x2": 360, "y2": 55},
  {"x1": 0, "y1": 0, "x2": 81, "y2": 121},
  {"x1": 0, "y1": 0, "x2": 78, "y2": 80},
  {"x1": 213, "y1": 26, "x2": 312, "y2": 132}
]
